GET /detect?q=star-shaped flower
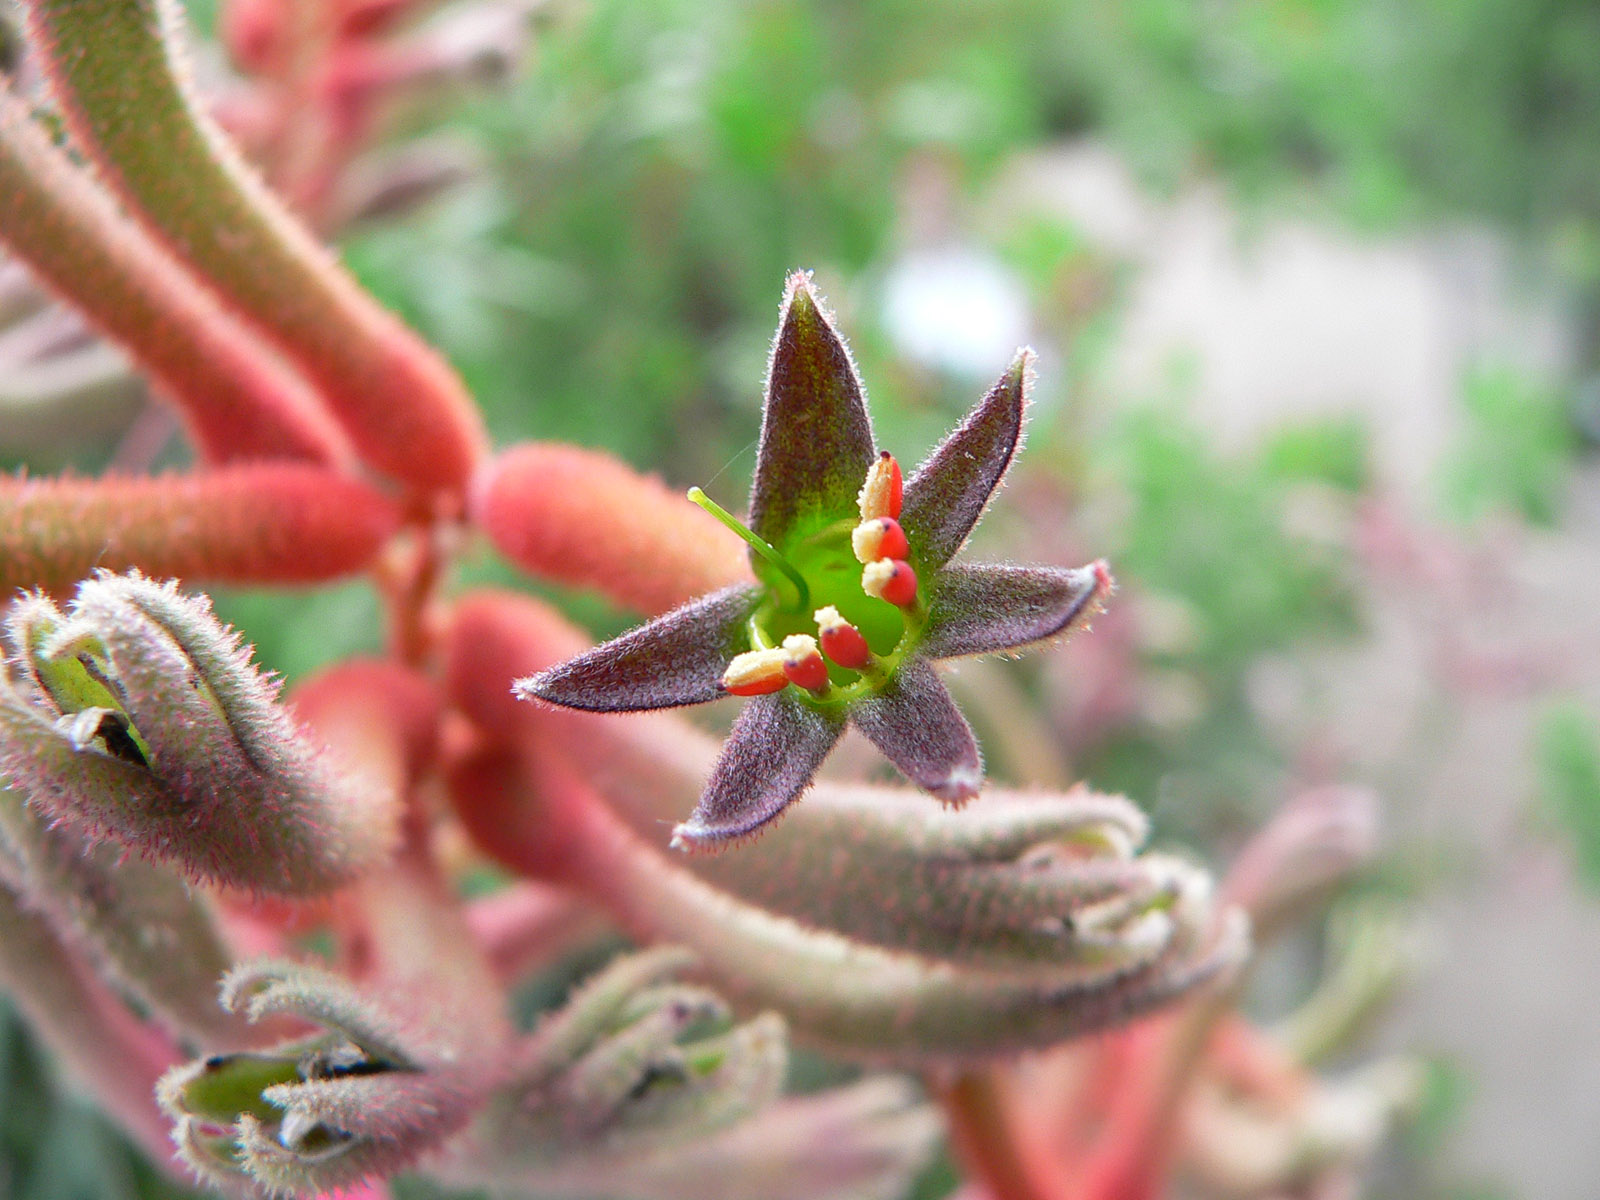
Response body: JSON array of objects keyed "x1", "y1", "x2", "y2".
[{"x1": 514, "y1": 272, "x2": 1110, "y2": 850}]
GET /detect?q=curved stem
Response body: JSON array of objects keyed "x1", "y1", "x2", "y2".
[
  {"x1": 935, "y1": 1069, "x2": 1064, "y2": 1200},
  {"x1": 688, "y1": 486, "x2": 809, "y2": 610}
]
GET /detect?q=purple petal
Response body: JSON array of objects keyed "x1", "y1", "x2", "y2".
[
  {"x1": 920, "y1": 561, "x2": 1111, "y2": 660},
  {"x1": 672, "y1": 692, "x2": 844, "y2": 850},
  {"x1": 748, "y1": 272, "x2": 876, "y2": 549},
  {"x1": 900, "y1": 351, "x2": 1029, "y2": 569},
  {"x1": 849, "y1": 659, "x2": 982, "y2": 804},
  {"x1": 513, "y1": 586, "x2": 761, "y2": 713}
]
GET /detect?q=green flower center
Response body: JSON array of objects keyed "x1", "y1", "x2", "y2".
[{"x1": 689, "y1": 487, "x2": 926, "y2": 706}]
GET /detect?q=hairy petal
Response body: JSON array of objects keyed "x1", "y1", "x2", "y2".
[
  {"x1": 683, "y1": 784, "x2": 1176, "y2": 967},
  {"x1": 480, "y1": 762, "x2": 1251, "y2": 1064},
  {"x1": 672, "y1": 692, "x2": 844, "y2": 850},
  {"x1": 921, "y1": 560, "x2": 1112, "y2": 660},
  {"x1": 0, "y1": 466, "x2": 401, "y2": 594},
  {"x1": 748, "y1": 272, "x2": 875, "y2": 550},
  {"x1": 900, "y1": 350, "x2": 1029, "y2": 568},
  {"x1": 514, "y1": 586, "x2": 761, "y2": 712},
  {"x1": 849, "y1": 658, "x2": 982, "y2": 804},
  {"x1": 474, "y1": 443, "x2": 750, "y2": 616}
]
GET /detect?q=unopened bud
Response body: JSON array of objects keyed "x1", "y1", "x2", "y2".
[
  {"x1": 851, "y1": 517, "x2": 910, "y2": 565},
  {"x1": 813, "y1": 606, "x2": 872, "y2": 669},
  {"x1": 857, "y1": 452, "x2": 902, "y2": 521},
  {"x1": 780, "y1": 635, "x2": 828, "y2": 692},
  {"x1": 720, "y1": 649, "x2": 789, "y2": 697},
  {"x1": 862, "y1": 559, "x2": 918, "y2": 608}
]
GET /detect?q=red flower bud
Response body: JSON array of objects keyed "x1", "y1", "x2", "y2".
[
  {"x1": 862, "y1": 558, "x2": 919, "y2": 608},
  {"x1": 814, "y1": 606, "x2": 872, "y2": 669},
  {"x1": 857, "y1": 451, "x2": 902, "y2": 521},
  {"x1": 851, "y1": 517, "x2": 910, "y2": 565},
  {"x1": 780, "y1": 635, "x2": 829, "y2": 692}
]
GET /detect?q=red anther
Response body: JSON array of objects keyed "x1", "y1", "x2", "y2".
[
  {"x1": 720, "y1": 648, "x2": 789, "y2": 696},
  {"x1": 858, "y1": 451, "x2": 903, "y2": 521},
  {"x1": 814, "y1": 605, "x2": 872, "y2": 669},
  {"x1": 851, "y1": 516, "x2": 910, "y2": 565},
  {"x1": 1093, "y1": 558, "x2": 1114, "y2": 592},
  {"x1": 780, "y1": 634, "x2": 829, "y2": 692},
  {"x1": 862, "y1": 558, "x2": 919, "y2": 608}
]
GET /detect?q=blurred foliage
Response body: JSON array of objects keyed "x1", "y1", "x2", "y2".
[
  {"x1": 1075, "y1": 407, "x2": 1360, "y2": 840},
  {"x1": 1439, "y1": 367, "x2": 1581, "y2": 526},
  {"x1": 1537, "y1": 702, "x2": 1600, "y2": 894},
  {"x1": 0, "y1": 1000, "x2": 199, "y2": 1200}
]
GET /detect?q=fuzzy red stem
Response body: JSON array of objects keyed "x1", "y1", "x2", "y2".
[
  {"x1": 474, "y1": 443, "x2": 753, "y2": 616},
  {"x1": 22, "y1": 0, "x2": 488, "y2": 494},
  {"x1": 0, "y1": 92, "x2": 351, "y2": 466},
  {"x1": 0, "y1": 465, "x2": 403, "y2": 594}
]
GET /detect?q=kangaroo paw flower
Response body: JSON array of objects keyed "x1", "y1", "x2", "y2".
[
  {"x1": 160, "y1": 960, "x2": 497, "y2": 1197},
  {"x1": 512, "y1": 272, "x2": 1112, "y2": 849},
  {"x1": 0, "y1": 572, "x2": 398, "y2": 893}
]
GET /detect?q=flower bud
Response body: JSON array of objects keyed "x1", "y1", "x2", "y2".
[
  {"x1": 813, "y1": 605, "x2": 871, "y2": 669},
  {"x1": 850, "y1": 517, "x2": 910, "y2": 565},
  {"x1": 720, "y1": 648, "x2": 790, "y2": 697},
  {"x1": 0, "y1": 573, "x2": 397, "y2": 894},
  {"x1": 861, "y1": 558, "x2": 918, "y2": 608},
  {"x1": 856, "y1": 451, "x2": 902, "y2": 521},
  {"x1": 160, "y1": 960, "x2": 494, "y2": 1198},
  {"x1": 779, "y1": 635, "x2": 828, "y2": 692}
]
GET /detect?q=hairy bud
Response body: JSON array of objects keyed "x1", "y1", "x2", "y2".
[{"x1": 0, "y1": 572, "x2": 398, "y2": 894}]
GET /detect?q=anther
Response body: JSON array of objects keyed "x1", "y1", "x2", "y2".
[
  {"x1": 720, "y1": 648, "x2": 789, "y2": 696},
  {"x1": 814, "y1": 605, "x2": 872, "y2": 669},
  {"x1": 862, "y1": 558, "x2": 918, "y2": 608},
  {"x1": 780, "y1": 634, "x2": 829, "y2": 692},
  {"x1": 857, "y1": 451, "x2": 902, "y2": 521},
  {"x1": 851, "y1": 516, "x2": 909, "y2": 565}
]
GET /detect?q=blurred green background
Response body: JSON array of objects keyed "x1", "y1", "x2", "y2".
[{"x1": 5, "y1": 0, "x2": 1600, "y2": 1197}]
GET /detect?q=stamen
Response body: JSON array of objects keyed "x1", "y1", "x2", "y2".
[
  {"x1": 862, "y1": 558, "x2": 918, "y2": 608},
  {"x1": 857, "y1": 451, "x2": 902, "y2": 521},
  {"x1": 720, "y1": 648, "x2": 789, "y2": 696},
  {"x1": 780, "y1": 634, "x2": 829, "y2": 692},
  {"x1": 851, "y1": 516, "x2": 909, "y2": 565},
  {"x1": 814, "y1": 605, "x2": 872, "y2": 669},
  {"x1": 687, "y1": 487, "x2": 810, "y2": 609}
]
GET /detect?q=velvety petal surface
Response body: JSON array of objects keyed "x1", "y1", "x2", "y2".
[
  {"x1": 748, "y1": 273, "x2": 876, "y2": 550},
  {"x1": 514, "y1": 586, "x2": 761, "y2": 712},
  {"x1": 919, "y1": 561, "x2": 1111, "y2": 660},
  {"x1": 672, "y1": 692, "x2": 844, "y2": 849},
  {"x1": 899, "y1": 351, "x2": 1029, "y2": 569},
  {"x1": 848, "y1": 659, "x2": 982, "y2": 804}
]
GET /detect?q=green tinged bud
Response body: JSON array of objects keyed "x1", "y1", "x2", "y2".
[{"x1": 0, "y1": 572, "x2": 398, "y2": 894}]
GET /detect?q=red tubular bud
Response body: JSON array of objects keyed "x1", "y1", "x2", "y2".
[
  {"x1": 851, "y1": 517, "x2": 910, "y2": 565},
  {"x1": 814, "y1": 605, "x2": 872, "y2": 669},
  {"x1": 720, "y1": 648, "x2": 790, "y2": 696},
  {"x1": 857, "y1": 451, "x2": 902, "y2": 521},
  {"x1": 862, "y1": 558, "x2": 919, "y2": 608},
  {"x1": 780, "y1": 634, "x2": 829, "y2": 692}
]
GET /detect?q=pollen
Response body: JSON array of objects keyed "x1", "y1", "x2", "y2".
[
  {"x1": 851, "y1": 516, "x2": 910, "y2": 565},
  {"x1": 780, "y1": 634, "x2": 829, "y2": 692},
  {"x1": 814, "y1": 605, "x2": 872, "y2": 668},
  {"x1": 857, "y1": 451, "x2": 902, "y2": 521},
  {"x1": 720, "y1": 647, "x2": 790, "y2": 696},
  {"x1": 862, "y1": 558, "x2": 918, "y2": 608}
]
